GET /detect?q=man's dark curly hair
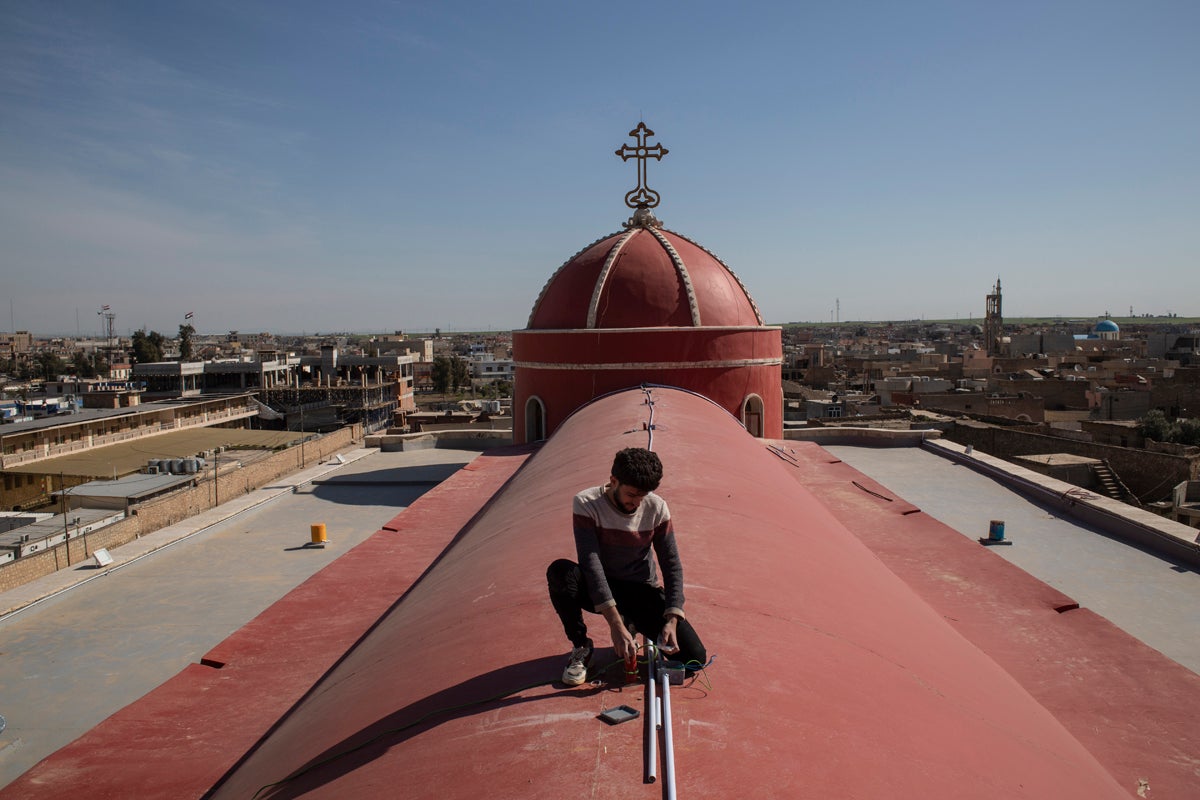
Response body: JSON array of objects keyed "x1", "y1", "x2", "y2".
[{"x1": 611, "y1": 447, "x2": 663, "y2": 493}]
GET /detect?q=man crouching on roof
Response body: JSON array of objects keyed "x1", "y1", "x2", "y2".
[{"x1": 547, "y1": 447, "x2": 706, "y2": 686}]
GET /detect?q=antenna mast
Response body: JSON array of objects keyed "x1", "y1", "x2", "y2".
[{"x1": 97, "y1": 305, "x2": 116, "y2": 378}]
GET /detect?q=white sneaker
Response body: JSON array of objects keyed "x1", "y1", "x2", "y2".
[{"x1": 562, "y1": 642, "x2": 593, "y2": 686}]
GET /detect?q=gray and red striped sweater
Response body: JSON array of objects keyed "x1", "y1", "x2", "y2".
[{"x1": 572, "y1": 485, "x2": 686, "y2": 619}]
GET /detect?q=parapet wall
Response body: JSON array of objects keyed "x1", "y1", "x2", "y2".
[
  {"x1": 365, "y1": 429, "x2": 512, "y2": 452},
  {"x1": 945, "y1": 421, "x2": 1197, "y2": 500},
  {"x1": 0, "y1": 425, "x2": 361, "y2": 593},
  {"x1": 926, "y1": 438, "x2": 1200, "y2": 568},
  {"x1": 783, "y1": 427, "x2": 943, "y2": 447}
]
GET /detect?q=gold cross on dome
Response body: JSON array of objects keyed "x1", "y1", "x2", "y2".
[{"x1": 615, "y1": 122, "x2": 668, "y2": 209}]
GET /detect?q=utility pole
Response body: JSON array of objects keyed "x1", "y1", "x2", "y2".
[
  {"x1": 97, "y1": 306, "x2": 116, "y2": 378},
  {"x1": 60, "y1": 472, "x2": 70, "y2": 567}
]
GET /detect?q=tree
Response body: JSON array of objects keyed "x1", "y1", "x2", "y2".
[
  {"x1": 131, "y1": 329, "x2": 165, "y2": 364},
  {"x1": 71, "y1": 351, "x2": 98, "y2": 378},
  {"x1": 178, "y1": 324, "x2": 195, "y2": 361},
  {"x1": 1176, "y1": 418, "x2": 1200, "y2": 447},
  {"x1": 1137, "y1": 410, "x2": 1176, "y2": 443},
  {"x1": 432, "y1": 356, "x2": 472, "y2": 396},
  {"x1": 477, "y1": 380, "x2": 513, "y2": 400},
  {"x1": 431, "y1": 356, "x2": 452, "y2": 396},
  {"x1": 450, "y1": 356, "x2": 470, "y2": 393},
  {"x1": 36, "y1": 351, "x2": 65, "y2": 381}
]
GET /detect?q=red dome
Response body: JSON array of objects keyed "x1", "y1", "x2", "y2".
[{"x1": 527, "y1": 224, "x2": 763, "y2": 330}]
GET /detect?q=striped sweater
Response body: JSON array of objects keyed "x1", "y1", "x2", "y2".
[{"x1": 572, "y1": 485, "x2": 686, "y2": 619}]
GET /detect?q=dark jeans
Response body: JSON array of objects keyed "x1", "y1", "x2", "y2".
[{"x1": 546, "y1": 558, "x2": 707, "y2": 668}]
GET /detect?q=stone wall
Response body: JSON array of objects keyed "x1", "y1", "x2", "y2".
[
  {"x1": 945, "y1": 421, "x2": 1197, "y2": 502},
  {"x1": 920, "y1": 393, "x2": 1045, "y2": 423},
  {"x1": 1148, "y1": 377, "x2": 1200, "y2": 418},
  {"x1": 991, "y1": 378, "x2": 1090, "y2": 410},
  {"x1": 366, "y1": 429, "x2": 512, "y2": 452},
  {"x1": 0, "y1": 425, "x2": 360, "y2": 593}
]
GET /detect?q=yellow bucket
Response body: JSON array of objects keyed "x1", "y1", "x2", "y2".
[{"x1": 310, "y1": 523, "x2": 327, "y2": 544}]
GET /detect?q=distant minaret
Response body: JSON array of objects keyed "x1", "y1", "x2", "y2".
[{"x1": 983, "y1": 278, "x2": 1003, "y2": 356}]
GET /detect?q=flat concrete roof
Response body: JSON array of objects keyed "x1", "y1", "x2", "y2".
[
  {"x1": 1015, "y1": 452, "x2": 1101, "y2": 466},
  {"x1": 58, "y1": 472, "x2": 196, "y2": 499},
  {"x1": 824, "y1": 444, "x2": 1200, "y2": 673},
  {"x1": 0, "y1": 396, "x2": 253, "y2": 434},
  {"x1": 0, "y1": 508, "x2": 122, "y2": 550},
  {"x1": 0, "y1": 446, "x2": 482, "y2": 790},
  {"x1": 3, "y1": 427, "x2": 306, "y2": 477},
  {"x1": 0, "y1": 406, "x2": 144, "y2": 432}
]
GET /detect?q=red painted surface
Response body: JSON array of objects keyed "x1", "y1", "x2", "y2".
[
  {"x1": 202, "y1": 388, "x2": 1126, "y2": 799},
  {"x1": 527, "y1": 229, "x2": 761, "y2": 330},
  {"x1": 10, "y1": 393, "x2": 1196, "y2": 798},
  {"x1": 515, "y1": 226, "x2": 782, "y2": 443},
  {"x1": 784, "y1": 445, "x2": 1200, "y2": 799},
  {"x1": 513, "y1": 327, "x2": 782, "y2": 442}
]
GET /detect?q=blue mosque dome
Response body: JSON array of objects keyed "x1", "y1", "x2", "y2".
[{"x1": 1094, "y1": 319, "x2": 1120, "y2": 333}]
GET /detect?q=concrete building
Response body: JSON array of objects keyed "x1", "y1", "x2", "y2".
[
  {"x1": 1147, "y1": 330, "x2": 1200, "y2": 366},
  {"x1": 0, "y1": 395, "x2": 257, "y2": 509},
  {"x1": 470, "y1": 356, "x2": 514, "y2": 384}
]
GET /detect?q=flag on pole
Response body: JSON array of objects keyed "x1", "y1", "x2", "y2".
[{"x1": 185, "y1": 312, "x2": 194, "y2": 319}]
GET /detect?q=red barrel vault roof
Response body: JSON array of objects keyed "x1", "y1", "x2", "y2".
[{"x1": 200, "y1": 387, "x2": 1128, "y2": 799}]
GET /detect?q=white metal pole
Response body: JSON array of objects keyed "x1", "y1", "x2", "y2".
[
  {"x1": 661, "y1": 670, "x2": 677, "y2": 800},
  {"x1": 647, "y1": 643, "x2": 658, "y2": 783}
]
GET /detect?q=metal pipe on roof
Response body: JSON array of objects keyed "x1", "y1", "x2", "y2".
[
  {"x1": 660, "y1": 669, "x2": 677, "y2": 800},
  {"x1": 647, "y1": 642, "x2": 658, "y2": 784}
]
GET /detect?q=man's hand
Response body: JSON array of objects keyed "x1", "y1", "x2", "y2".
[
  {"x1": 659, "y1": 615, "x2": 680, "y2": 655},
  {"x1": 609, "y1": 618, "x2": 637, "y2": 662}
]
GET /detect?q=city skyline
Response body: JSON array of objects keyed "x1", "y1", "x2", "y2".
[{"x1": 2, "y1": 1, "x2": 1198, "y2": 336}]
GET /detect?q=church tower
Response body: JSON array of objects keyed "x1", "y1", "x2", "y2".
[
  {"x1": 511, "y1": 124, "x2": 783, "y2": 443},
  {"x1": 983, "y1": 277, "x2": 1003, "y2": 356}
]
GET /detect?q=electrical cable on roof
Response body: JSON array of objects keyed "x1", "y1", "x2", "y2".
[
  {"x1": 852, "y1": 480, "x2": 894, "y2": 502},
  {"x1": 766, "y1": 443, "x2": 801, "y2": 466},
  {"x1": 642, "y1": 384, "x2": 656, "y2": 451}
]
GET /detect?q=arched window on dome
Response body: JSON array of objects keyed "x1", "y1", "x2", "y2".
[
  {"x1": 525, "y1": 396, "x2": 547, "y2": 443},
  {"x1": 741, "y1": 394, "x2": 765, "y2": 438}
]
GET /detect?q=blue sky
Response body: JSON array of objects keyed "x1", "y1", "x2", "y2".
[{"x1": 2, "y1": 1, "x2": 1197, "y2": 336}]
